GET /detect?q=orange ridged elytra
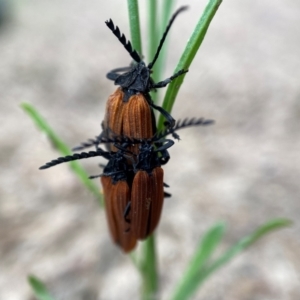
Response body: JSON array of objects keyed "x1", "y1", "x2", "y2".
[
  {"x1": 103, "y1": 87, "x2": 124, "y2": 134},
  {"x1": 131, "y1": 168, "x2": 164, "y2": 240},
  {"x1": 101, "y1": 176, "x2": 137, "y2": 253},
  {"x1": 103, "y1": 89, "x2": 153, "y2": 154},
  {"x1": 101, "y1": 176, "x2": 116, "y2": 243},
  {"x1": 148, "y1": 168, "x2": 165, "y2": 235},
  {"x1": 122, "y1": 93, "x2": 153, "y2": 154},
  {"x1": 103, "y1": 88, "x2": 125, "y2": 152}
]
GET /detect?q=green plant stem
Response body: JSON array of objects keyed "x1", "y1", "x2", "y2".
[
  {"x1": 21, "y1": 102, "x2": 103, "y2": 206},
  {"x1": 158, "y1": 0, "x2": 222, "y2": 130},
  {"x1": 127, "y1": 0, "x2": 142, "y2": 56},
  {"x1": 148, "y1": 0, "x2": 158, "y2": 64},
  {"x1": 150, "y1": 0, "x2": 176, "y2": 105},
  {"x1": 141, "y1": 235, "x2": 158, "y2": 300},
  {"x1": 148, "y1": 0, "x2": 159, "y2": 103},
  {"x1": 126, "y1": 3, "x2": 158, "y2": 297},
  {"x1": 157, "y1": 0, "x2": 176, "y2": 69}
]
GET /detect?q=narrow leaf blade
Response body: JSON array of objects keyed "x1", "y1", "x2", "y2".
[
  {"x1": 28, "y1": 275, "x2": 56, "y2": 300},
  {"x1": 174, "y1": 218, "x2": 292, "y2": 300},
  {"x1": 207, "y1": 218, "x2": 293, "y2": 275},
  {"x1": 158, "y1": 0, "x2": 222, "y2": 130},
  {"x1": 171, "y1": 222, "x2": 226, "y2": 300},
  {"x1": 127, "y1": 0, "x2": 142, "y2": 55},
  {"x1": 21, "y1": 102, "x2": 103, "y2": 206}
]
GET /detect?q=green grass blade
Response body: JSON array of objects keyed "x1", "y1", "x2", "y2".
[
  {"x1": 158, "y1": 0, "x2": 222, "y2": 130},
  {"x1": 161, "y1": 0, "x2": 176, "y2": 32},
  {"x1": 150, "y1": 0, "x2": 175, "y2": 104},
  {"x1": 127, "y1": 0, "x2": 142, "y2": 56},
  {"x1": 21, "y1": 102, "x2": 103, "y2": 206},
  {"x1": 148, "y1": 0, "x2": 158, "y2": 64},
  {"x1": 170, "y1": 222, "x2": 226, "y2": 300},
  {"x1": 172, "y1": 218, "x2": 292, "y2": 300},
  {"x1": 147, "y1": 0, "x2": 158, "y2": 103},
  {"x1": 154, "y1": 0, "x2": 176, "y2": 83},
  {"x1": 204, "y1": 218, "x2": 292, "y2": 277},
  {"x1": 28, "y1": 275, "x2": 56, "y2": 300}
]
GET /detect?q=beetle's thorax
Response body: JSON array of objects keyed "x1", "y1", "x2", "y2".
[
  {"x1": 115, "y1": 62, "x2": 152, "y2": 101},
  {"x1": 135, "y1": 144, "x2": 159, "y2": 174},
  {"x1": 103, "y1": 152, "x2": 129, "y2": 183}
]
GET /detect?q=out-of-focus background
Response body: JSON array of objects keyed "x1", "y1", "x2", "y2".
[{"x1": 0, "y1": 0, "x2": 299, "y2": 299}]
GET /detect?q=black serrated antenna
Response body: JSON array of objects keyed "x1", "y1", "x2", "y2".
[
  {"x1": 72, "y1": 137, "x2": 100, "y2": 152},
  {"x1": 155, "y1": 117, "x2": 214, "y2": 140},
  {"x1": 148, "y1": 6, "x2": 188, "y2": 69},
  {"x1": 39, "y1": 149, "x2": 109, "y2": 170},
  {"x1": 69, "y1": 117, "x2": 214, "y2": 153},
  {"x1": 105, "y1": 19, "x2": 141, "y2": 63}
]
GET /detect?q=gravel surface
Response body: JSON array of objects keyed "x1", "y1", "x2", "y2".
[{"x1": 0, "y1": 0, "x2": 299, "y2": 299}]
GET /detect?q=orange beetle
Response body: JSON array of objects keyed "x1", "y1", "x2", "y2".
[{"x1": 102, "y1": 6, "x2": 189, "y2": 151}]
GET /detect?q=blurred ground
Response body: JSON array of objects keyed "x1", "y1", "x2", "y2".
[{"x1": 0, "y1": 0, "x2": 299, "y2": 299}]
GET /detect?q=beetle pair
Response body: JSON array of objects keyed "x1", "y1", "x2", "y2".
[
  {"x1": 40, "y1": 118, "x2": 214, "y2": 252},
  {"x1": 40, "y1": 6, "x2": 214, "y2": 252},
  {"x1": 96, "y1": 6, "x2": 190, "y2": 248}
]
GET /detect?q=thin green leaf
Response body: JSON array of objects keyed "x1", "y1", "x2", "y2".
[
  {"x1": 127, "y1": 0, "x2": 142, "y2": 55},
  {"x1": 148, "y1": 0, "x2": 158, "y2": 103},
  {"x1": 158, "y1": 0, "x2": 222, "y2": 130},
  {"x1": 204, "y1": 218, "x2": 293, "y2": 277},
  {"x1": 161, "y1": 0, "x2": 176, "y2": 33},
  {"x1": 150, "y1": 0, "x2": 175, "y2": 104},
  {"x1": 148, "y1": 0, "x2": 158, "y2": 64},
  {"x1": 172, "y1": 218, "x2": 292, "y2": 300},
  {"x1": 155, "y1": 0, "x2": 176, "y2": 84},
  {"x1": 170, "y1": 222, "x2": 226, "y2": 300},
  {"x1": 28, "y1": 275, "x2": 56, "y2": 300},
  {"x1": 21, "y1": 102, "x2": 103, "y2": 206},
  {"x1": 140, "y1": 235, "x2": 158, "y2": 300}
]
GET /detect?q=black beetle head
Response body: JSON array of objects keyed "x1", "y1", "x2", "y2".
[{"x1": 106, "y1": 6, "x2": 188, "y2": 95}]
